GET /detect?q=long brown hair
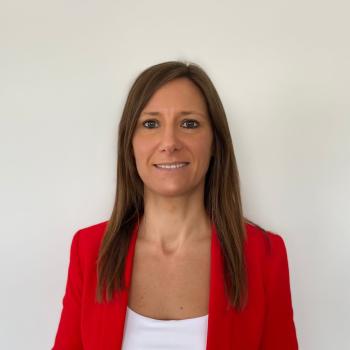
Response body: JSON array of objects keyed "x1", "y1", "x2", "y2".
[{"x1": 96, "y1": 60, "x2": 260, "y2": 311}]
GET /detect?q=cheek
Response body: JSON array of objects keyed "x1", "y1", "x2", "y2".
[
  {"x1": 132, "y1": 135, "x2": 152, "y2": 165},
  {"x1": 132, "y1": 134, "x2": 143, "y2": 155},
  {"x1": 190, "y1": 135, "x2": 212, "y2": 158}
]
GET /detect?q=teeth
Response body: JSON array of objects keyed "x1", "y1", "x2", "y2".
[{"x1": 155, "y1": 163, "x2": 188, "y2": 169}]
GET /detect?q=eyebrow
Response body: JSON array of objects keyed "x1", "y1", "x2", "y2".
[{"x1": 141, "y1": 110, "x2": 206, "y2": 118}]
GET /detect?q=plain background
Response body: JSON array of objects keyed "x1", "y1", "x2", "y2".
[{"x1": 1, "y1": 0, "x2": 349, "y2": 349}]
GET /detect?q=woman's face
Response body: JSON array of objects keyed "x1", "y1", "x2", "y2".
[{"x1": 132, "y1": 77, "x2": 213, "y2": 197}]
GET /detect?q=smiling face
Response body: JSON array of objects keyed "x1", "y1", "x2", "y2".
[{"x1": 132, "y1": 77, "x2": 214, "y2": 198}]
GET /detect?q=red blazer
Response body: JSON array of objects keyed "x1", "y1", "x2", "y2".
[{"x1": 52, "y1": 220, "x2": 298, "y2": 350}]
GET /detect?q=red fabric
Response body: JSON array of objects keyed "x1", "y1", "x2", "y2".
[{"x1": 52, "y1": 219, "x2": 298, "y2": 350}]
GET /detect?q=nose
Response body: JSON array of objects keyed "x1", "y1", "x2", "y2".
[{"x1": 158, "y1": 125, "x2": 183, "y2": 153}]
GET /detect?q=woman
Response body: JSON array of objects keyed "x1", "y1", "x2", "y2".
[{"x1": 52, "y1": 61, "x2": 298, "y2": 349}]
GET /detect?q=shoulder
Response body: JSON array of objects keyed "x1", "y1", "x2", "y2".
[
  {"x1": 244, "y1": 221, "x2": 288, "y2": 261},
  {"x1": 243, "y1": 222, "x2": 292, "y2": 293},
  {"x1": 70, "y1": 220, "x2": 109, "y2": 264},
  {"x1": 75, "y1": 220, "x2": 109, "y2": 245}
]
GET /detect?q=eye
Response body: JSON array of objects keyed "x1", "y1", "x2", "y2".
[
  {"x1": 142, "y1": 119, "x2": 158, "y2": 128},
  {"x1": 181, "y1": 119, "x2": 199, "y2": 129}
]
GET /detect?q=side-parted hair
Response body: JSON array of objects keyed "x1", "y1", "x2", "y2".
[{"x1": 96, "y1": 60, "x2": 263, "y2": 311}]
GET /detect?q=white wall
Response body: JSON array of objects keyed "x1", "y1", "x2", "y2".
[{"x1": 1, "y1": 0, "x2": 349, "y2": 349}]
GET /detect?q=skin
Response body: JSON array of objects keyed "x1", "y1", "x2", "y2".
[{"x1": 132, "y1": 77, "x2": 214, "y2": 256}]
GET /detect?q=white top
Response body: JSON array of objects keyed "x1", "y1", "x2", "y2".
[{"x1": 121, "y1": 306, "x2": 209, "y2": 350}]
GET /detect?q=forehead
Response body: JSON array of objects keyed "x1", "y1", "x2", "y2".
[{"x1": 142, "y1": 78, "x2": 208, "y2": 114}]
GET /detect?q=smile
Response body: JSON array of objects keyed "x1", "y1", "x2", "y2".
[{"x1": 153, "y1": 162, "x2": 190, "y2": 170}]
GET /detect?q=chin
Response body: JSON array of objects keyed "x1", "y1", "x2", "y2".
[{"x1": 147, "y1": 186, "x2": 192, "y2": 198}]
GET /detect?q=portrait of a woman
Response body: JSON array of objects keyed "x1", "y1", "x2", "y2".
[{"x1": 52, "y1": 61, "x2": 298, "y2": 349}]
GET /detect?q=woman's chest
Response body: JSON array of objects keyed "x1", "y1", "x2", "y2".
[{"x1": 127, "y1": 239, "x2": 211, "y2": 320}]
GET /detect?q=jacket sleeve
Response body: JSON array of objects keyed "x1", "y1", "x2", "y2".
[
  {"x1": 52, "y1": 230, "x2": 84, "y2": 350},
  {"x1": 260, "y1": 232, "x2": 299, "y2": 350}
]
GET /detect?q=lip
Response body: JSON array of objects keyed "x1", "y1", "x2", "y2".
[{"x1": 153, "y1": 162, "x2": 190, "y2": 165}]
